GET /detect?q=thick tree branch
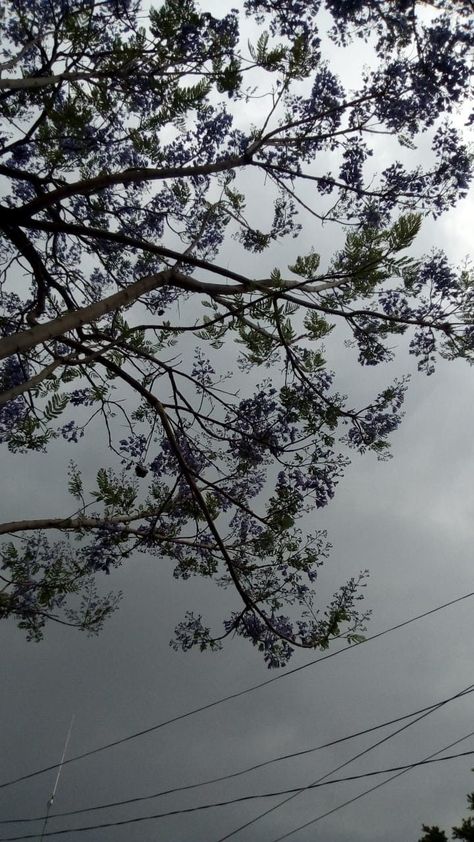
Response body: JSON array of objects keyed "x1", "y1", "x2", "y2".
[
  {"x1": 18, "y1": 217, "x2": 358, "y2": 294},
  {"x1": 0, "y1": 343, "x2": 117, "y2": 406},
  {"x1": 0, "y1": 69, "x2": 131, "y2": 90},
  {"x1": 0, "y1": 513, "x2": 220, "y2": 549},
  {"x1": 0, "y1": 32, "x2": 54, "y2": 73},
  {"x1": 0, "y1": 514, "x2": 144, "y2": 535},
  {"x1": 0, "y1": 360, "x2": 60, "y2": 406},
  {"x1": 8, "y1": 155, "x2": 252, "y2": 219},
  {"x1": 0, "y1": 269, "x2": 174, "y2": 360},
  {"x1": 19, "y1": 217, "x2": 256, "y2": 286}
]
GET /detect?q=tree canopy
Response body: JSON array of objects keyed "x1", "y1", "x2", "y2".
[
  {"x1": 0, "y1": 0, "x2": 473, "y2": 665},
  {"x1": 420, "y1": 783, "x2": 474, "y2": 841}
]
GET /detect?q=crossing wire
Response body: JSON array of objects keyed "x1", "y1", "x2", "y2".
[
  {"x1": 1, "y1": 589, "x2": 472, "y2": 793},
  {"x1": 213, "y1": 680, "x2": 474, "y2": 842},
  {"x1": 268, "y1": 729, "x2": 474, "y2": 842},
  {"x1": 2, "y1": 683, "x2": 473, "y2": 827},
  {"x1": 2, "y1": 747, "x2": 474, "y2": 840}
]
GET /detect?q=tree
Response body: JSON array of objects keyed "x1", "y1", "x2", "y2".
[
  {"x1": 0, "y1": 0, "x2": 472, "y2": 665},
  {"x1": 420, "y1": 787, "x2": 474, "y2": 841},
  {"x1": 420, "y1": 828, "x2": 449, "y2": 842}
]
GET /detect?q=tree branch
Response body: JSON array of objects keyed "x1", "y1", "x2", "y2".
[
  {"x1": 18, "y1": 217, "x2": 357, "y2": 294},
  {"x1": 0, "y1": 268, "x2": 174, "y2": 360},
  {"x1": 0, "y1": 360, "x2": 60, "y2": 406},
  {"x1": 8, "y1": 155, "x2": 252, "y2": 219}
]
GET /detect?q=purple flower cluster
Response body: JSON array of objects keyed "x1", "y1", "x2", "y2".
[
  {"x1": 228, "y1": 388, "x2": 287, "y2": 465},
  {"x1": 191, "y1": 349, "x2": 215, "y2": 388},
  {"x1": 171, "y1": 612, "x2": 222, "y2": 653},
  {"x1": 0, "y1": 533, "x2": 122, "y2": 640},
  {"x1": 339, "y1": 141, "x2": 372, "y2": 191},
  {"x1": 346, "y1": 379, "x2": 407, "y2": 453},
  {"x1": 0, "y1": 357, "x2": 29, "y2": 444},
  {"x1": 244, "y1": 0, "x2": 322, "y2": 48},
  {"x1": 378, "y1": 289, "x2": 412, "y2": 320},
  {"x1": 1, "y1": 356, "x2": 28, "y2": 389},
  {"x1": 0, "y1": 292, "x2": 23, "y2": 337},
  {"x1": 69, "y1": 388, "x2": 97, "y2": 407},
  {"x1": 60, "y1": 420, "x2": 84, "y2": 444},
  {"x1": 119, "y1": 433, "x2": 148, "y2": 464},
  {"x1": 79, "y1": 526, "x2": 128, "y2": 575},
  {"x1": 419, "y1": 252, "x2": 461, "y2": 297},
  {"x1": 150, "y1": 433, "x2": 209, "y2": 479},
  {"x1": 409, "y1": 329, "x2": 437, "y2": 376},
  {"x1": 351, "y1": 321, "x2": 395, "y2": 366}
]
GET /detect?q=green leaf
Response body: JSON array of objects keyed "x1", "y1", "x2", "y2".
[
  {"x1": 288, "y1": 249, "x2": 321, "y2": 279},
  {"x1": 389, "y1": 213, "x2": 422, "y2": 251},
  {"x1": 93, "y1": 468, "x2": 137, "y2": 509},
  {"x1": 44, "y1": 392, "x2": 69, "y2": 421},
  {"x1": 304, "y1": 312, "x2": 334, "y2": 341},
  {"x1": 67, "y1": 461, "x2": 84, "y2": 501}
]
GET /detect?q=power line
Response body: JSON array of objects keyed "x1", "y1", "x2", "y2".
[
  {"x1": 213, "y1": 681, "x2": 474, "y2": 842},
  {"x1": 2, "y1": 747, "x2": 474, "y2": 841},
  {"x1": 3, "y1": 684, "x2": 473, "y2": 827},
  {"x1": 1, "y1": 589, "x2": 472, "y2": 793},
  {"x1": 268, "y1": 729, "x2": 474, "y2": 842}
]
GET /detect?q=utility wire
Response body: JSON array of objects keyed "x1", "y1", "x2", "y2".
[
  {"x1": 2, "y1": 748, "x2": 474, "y2": 841},
  {"x1": 3, "y1": 684, "x2": 473, "y2": 827},
  {"x1": 213, "y1": 681, "x2": 474, "y2": 842},
  {"x1": 1, "y1": 589, "x2": 472, "y2": 793},
  {"x1": 268, "y1": 729, "x2": 474, "y2": 842}
]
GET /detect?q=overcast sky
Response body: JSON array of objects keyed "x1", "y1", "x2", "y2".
[{"x1": 1, "y1": 3, "x2": 474, "y2": 842}]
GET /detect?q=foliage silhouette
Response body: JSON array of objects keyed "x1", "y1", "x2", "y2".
[{"x1": 420, "y1": 783, "x2": 474, "y2": 841}]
